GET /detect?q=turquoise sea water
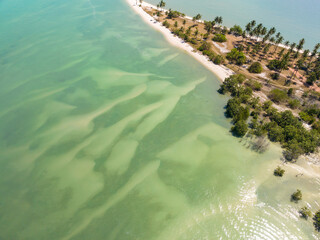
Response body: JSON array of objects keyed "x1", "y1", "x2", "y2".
[
  {"x1": 148, "y1": 0, "x2": 320, "y2": 49},
  {"x1": 0, "y1": 0, "x2": 319, "y2": 239}
]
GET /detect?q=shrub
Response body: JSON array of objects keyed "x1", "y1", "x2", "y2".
[
  {"x1": 198, "y1": 41, "x2": 211, "y2": 51},
  {"x1": 270, "y1": 72, "x2": 280, "y2": 80},
  {"x1": 288, "y1": 99, "x2": 300, "y2": 109},
  {"x1": 314, "y1": 210, "x2": 320, "y2": 232},
  {"x1": 263, "y1": 100, "x2": 273, "y2": 110},
  {"x1": 291, "y1": 189, "x2": 302, "y2": 202},
  {"x1": 226, "y1": 98, "x2": 241, "y2": 118},
  {"x1": 268, "y1": 89, "x2": 288, "y2": 103},
  {"x1": 229, "y1": 25, "x2": 243, "y2": 36},
  {"x1": 299, "y1": 207, "x2": 312, "y2": 220},
  {"x1": 307, "y1": 72, "x2": 317, "y2": 85},
  {"x1": 212, "y1": 34, "x2": 227, "y2": 43},
  {"x1": 248, "y1": 62, "x2": 263, "y2": 74},
  {"x1": 299, "y1": 111, "x2": 315, "y2": 124},
  {"x1": 213, "y1": 55, "x2": 224, "y2": 65},
  {"x1": 245, "y1": 79, "x2": 262, "y2": 91},
  {"x1": 232, "y1": 106, "x2": 250, "y2": 122},
  {"x1": 267, "y1": 59, "x2": 286, "y2": 71},
  {"x1": 218, "y1": 74, "x2": 245, "y2": 95},
  {"x1": 167, "y1": 10, "x2": 182, "y2": 19},
  {"x1": 189, "y1": 38, "x2": 197, "y2": 45},
  {"x1": 283, "y1": 143, "x2": 304, "y2": 162},
  {"x1": 287, "y1": 88, "x2": 294, "y2": 97},
  {"x1": 312, "y1": 121, "x2": 320, "y2": 132},
  {"x1": 162, "y1": 20, "x2": 170, "y2": 28},
  {"x1": 203, "y1": 50, "x2": 215, "y2": 60},
  {"x1": 222, "y1": 27, "x2": 228, "y2": 34},
  {"x1": 227, "y1": 48, "x2": 246, "y2": 66},
  {"x1": 274, "y1": 166, "x2": 285, "y2": 177},
  {"x1": 231, "y1": 120, "x2": 248, "y2": 137}
]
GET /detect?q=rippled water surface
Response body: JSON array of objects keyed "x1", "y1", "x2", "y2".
[{"x1": 0, "y1": 0, "x2": 319, "y2": 239}]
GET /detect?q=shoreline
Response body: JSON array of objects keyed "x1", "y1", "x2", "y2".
[
  {"x1": 126, "y1": 0, "x2": 320, "y2": 169},
  {"x1": 126, "y1": 0, "x2": 234, "y2": 82}
]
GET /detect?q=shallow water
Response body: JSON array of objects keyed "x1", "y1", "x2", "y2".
[
  {"x1": 0, "y1": 0, "x2": 319, "y2": 239},
  {"x1": 148, "y1": 0, "x2": 320, "y2": 49}
]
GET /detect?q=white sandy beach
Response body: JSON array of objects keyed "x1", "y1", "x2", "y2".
[{"x1": 126, "y1": 0, "x2": 234, "y2": 81}]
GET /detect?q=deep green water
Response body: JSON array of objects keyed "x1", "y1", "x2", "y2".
[
  {"x1": 148, "y1": 0, "x2": 320, "y2": 49},
  {"x1": 0, "y1": 0, "x2": 319, "y2": 239}
]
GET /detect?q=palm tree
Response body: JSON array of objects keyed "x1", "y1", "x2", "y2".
[
  {"x1": 194, "y1": 28, "x2": 199, "y2": 36},
  {"x1": 291, "y1": 58, "x2": 304, "y2": 80},
  {"x1": 290, "y1": 42, "x2": 296, "y2": 53},
  {"x1": 269, "y1": 36, "x2": 275, "y2": 44},
  {"x1": 309, "y1": 43, "x2": 320, "y2": 64},
  {"x1": 204, "y1": 21, "x2": 213, "y2": 33},
  {"x1": 245, "y1": 22, "x2": 252, "y2": 33},
  {"x1": 214, "y1": 16, "x2": 223, "y2": 27},
  {"x1": 284, "y1": 41, "x2": 290, "y2": 47},
  {"x1": 274, "y1": 35, "x2": 284, "y2": 53},
  {"x1": 254, "y1": 23, "x2": 263, "y2": 40},
  {"x1": 193, "y1": 14, "x2": 202, "y2": 23},
  {"x1": 261, "y1": 27, "x2": 267, "y2": 37},
  {"x1": 262, "y1": 33, "x2": 270, "y2": 44},
  {"x1": 244, "y1": 22, "x2": 252, "y2": 44},
  {"x1": 250, "y1": 20, "x2": 256, "y2": 28},
  {"x1": 159, "y1": 0, "x2": 166, "y2": 8},
  {"x1": 284, "y1": 40, "x2": 290, "y2": 53},
  {"x1": 267, "y1": 27, "x2": 276, "y2": 37},
  {"x1": 302, "y1": 49, "x2": 310, "y2": 59},
  {"x1": 295, "y1": 38, "x2": 305, "y2": 58},
  {"x1": 278, "y1": 48, "x2": 285, "y2": 59}
]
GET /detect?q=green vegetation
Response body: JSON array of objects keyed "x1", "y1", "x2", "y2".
[
  {"x1": 154, "y1": 6, "x2": 320, "y2": 166},
  {"x1": 291, "y1": 189, "x2": 302, "y2": 202},
  {"x1": 267, "y1": 54, "x2": 290, "y2": 71},
  {"x1": 314, "y1": 210, "x2": 320, "y2": 231},
  {"x1": 288, "y1": 99, "x2": 300, "y2": 109},
  {"x1": 162, "y1": 20, "x2": 170, "y2": 28},
  {"x1": 157, "y1": 0, "x2": 166, "y2": 9},
  {"x1": 156, "y1": 5, "x2": 320, "y2": 93},
  {"x1": 213, "y1": 55, "x2": 224, "y2": 65},
  {"x1": 245, "y1": 79, "x2": 262, "y2": 91},
  {"x1": 198, "y1": 41, "x2": 211, "y2": 51},
  {"x1": 227, "y1": 48, "x2": 246, "y2": 65},
  {"x1": 248, "y1": 62, "x2": 263, "y2": 73},
  {"x1": 268, "y1": 89, "x2": 288, "y2": 103},
  {"x1": 167, "y1": 9, "x2": 183, "y2": 19},
  {"x1": 299, "y1": 111, "x2": 315, "y2": 124},
  {"x1": 231, "y1": 120, "x2": 248, "y2": 137},
  {"x1": 229, "y1": 25, "x2": 243, "y2": 36},
  {"x1": 151, "y1": 8, "x2": 320, "y2": 233},
  {"x1": 270, "y1": 72, "x2": 280, "y2": 80},
  {"x1": 218, "y1": 74, "x2": 320, "y2": 161},
  {"x1": 212, "y1": 34, "x2": 227, "y2": 43},
  {"x1": 299, "y1": 207, "x2": 312, "y2": 220},
  {"x1": 193, "y1": 14, "x2": 202, "y2": 22},
  {"x1": 274, "y1": 166, "x2": 285, "y2": 177}
]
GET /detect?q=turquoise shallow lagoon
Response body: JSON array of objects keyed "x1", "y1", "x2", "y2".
[{"x1": 0, "y1": 0, "x2": 319, "y2": 239}]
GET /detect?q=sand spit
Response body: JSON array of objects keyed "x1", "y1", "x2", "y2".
[{"x1": 126, "y1": 0, "x2": 234, "y2": 81}]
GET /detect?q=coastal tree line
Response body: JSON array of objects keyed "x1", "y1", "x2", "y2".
[{"x1": 152, "y1": 0, "x2": 320, "y2": 231}]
